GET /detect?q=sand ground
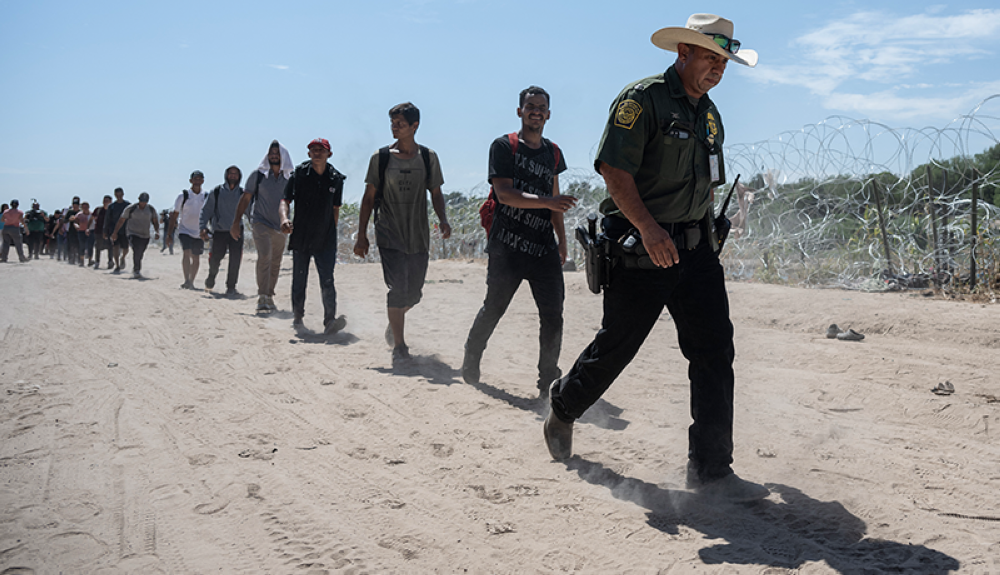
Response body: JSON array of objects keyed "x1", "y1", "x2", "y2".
[{"x1": 1, "y1": 249, "x2": 999, "y2": 574}]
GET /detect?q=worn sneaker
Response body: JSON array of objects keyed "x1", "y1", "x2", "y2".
[
  {"x1": 686, "y1": 466, "x2": 769, "y2": 502},
  {"x1": 837, "y1": 328, "x2": 865, "y2": 341},
  {"x1": 256, "y1": 295, "x2": 269, "y2": 312},
  {"x1": 392, "y1": 344, "x2": 411, "y2": 361},
  {"x1": 266, "y1": 296, "x2": 278, "y2": 311},
  {"x1": 461, "y1": 351, "x2": 481, "y2": 385},
  {"x1": 225, "y1": 288, "x2": 239, "y2": 297},
  {"x1": 826, "y1": 324, "x2": 840, "y2": 339},
  {"x1": 324, "y1": 315, "x2": 347, "y2": 335},
  {"x1": 543, "y1": 408, "x2": 573, "y2": 460},
  {"x1": 133, "y1": 271, "x2": 142, "y2": 279}
]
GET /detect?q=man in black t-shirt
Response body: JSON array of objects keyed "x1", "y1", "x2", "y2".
[
  {"x1": 280, "y1": 138, "x2": 348, "y2": 335},
  {"x1": 104, "y1": 188, "x2": 131, "y2": 272},
  {"x1": 461, "y1": 86, "x2": 577, "y2": 397}
]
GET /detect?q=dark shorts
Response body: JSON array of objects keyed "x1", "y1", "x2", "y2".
[
  {"x1": 114, "y1": 231, "x2": 129, "y2": 249},
  {"x1": 179, "y1": 233, "x2": 204, "y2": 255},
  {"x1": 379, "y1": 248, "x2": 429, "y2": 309}
]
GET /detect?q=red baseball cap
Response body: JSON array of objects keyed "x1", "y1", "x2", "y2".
[{"x1": 307, "y1": 138, "x2": 331, "y2": 151}]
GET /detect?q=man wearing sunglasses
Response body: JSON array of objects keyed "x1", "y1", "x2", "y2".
[{"x1": 545, "y1": 14, "x2": 768, "y2": 502}]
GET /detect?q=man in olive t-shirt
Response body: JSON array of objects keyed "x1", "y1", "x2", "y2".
[{"x1": 353, "y1": 102, "x2": 451, "y2": 362}]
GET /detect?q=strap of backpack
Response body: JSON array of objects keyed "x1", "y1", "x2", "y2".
[
  {"x1": 491, "y1": 132, "x2": 520, "y2": 202},
  {"x1": 418, "y1": 145, "x2": 432, "y2": 190},
  {"x1": 373, "y1": 146, "x2": 391, "y2": 223}
]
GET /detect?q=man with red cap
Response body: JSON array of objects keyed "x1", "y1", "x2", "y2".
[
  {"x1": 280, "y1": 138, "x2": 347, "y2": 334},
  {"x1": 545, "y1": 14, "x2": 768, "y2": 502}
]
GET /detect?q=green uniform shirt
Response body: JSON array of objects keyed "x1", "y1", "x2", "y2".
[{"x1": 595, "y1": 65, "x2": 726, "y2": 224}]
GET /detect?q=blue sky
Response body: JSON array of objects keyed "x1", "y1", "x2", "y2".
[{"x1": 2, "y1": 0, "x2": 999, "y2": 212}]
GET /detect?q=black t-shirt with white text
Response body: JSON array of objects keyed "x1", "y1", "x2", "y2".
[{"x1": 487, "y1": 135, "x2": 567, "y2": 257}]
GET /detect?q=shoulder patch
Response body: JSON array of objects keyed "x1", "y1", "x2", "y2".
[{"x1": 614, "y1": 99, "x2": 643, "y2": 130}]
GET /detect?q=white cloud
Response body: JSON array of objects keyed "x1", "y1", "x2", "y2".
[
  {"x1": 268, "y1": 64, "x2": 289, "y2": 70},
  {"x1": 754, "y1": 8, "x2": 1000, "y2": 121}
]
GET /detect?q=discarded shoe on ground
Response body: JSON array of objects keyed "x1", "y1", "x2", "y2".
[
  {"x1": 836, "y1": 328, "x2": 865, "y2": 341},
  {"x1": 931, "y1": 381, "x2": 955, "y2": 395},
  {"x1": 826, "y1": 324, "x2": 840, "y2": 339}
]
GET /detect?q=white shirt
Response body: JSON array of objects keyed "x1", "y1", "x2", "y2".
[{"x1": 172, "y1": 189, "x2": 208, "y2": 237}]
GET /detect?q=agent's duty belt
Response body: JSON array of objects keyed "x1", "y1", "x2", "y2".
[{"x1": 575, "y1": 215, "x2": 709, "y2": 294}]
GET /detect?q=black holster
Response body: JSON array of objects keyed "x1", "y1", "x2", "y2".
[{"x1": 575, "y1": 216, "x2": 611, "y2": 294}]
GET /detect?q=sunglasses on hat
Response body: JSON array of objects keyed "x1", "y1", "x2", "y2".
[{"x1": 704, "y1": 32, "x2": 740, "y2": 54}]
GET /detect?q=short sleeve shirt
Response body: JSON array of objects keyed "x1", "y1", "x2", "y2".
[
  {"x1": 172, "y1": 190, "x2": 207, "y2": 237},
  {"x1": 121, "y1": 204, "x2": 156, "y2": 238},
  {"x1": 487, "y1": 134, "x2": 567, "y2": 257},
  {"x1": 365, "y1": 147, "x2": 445, "y2": 254},
  {"x1": 596, "y1": 65, "x2": 726, "y2": 224},
  {"x1": 284, "y1": 161, "x2": 345, "y2": 253},
  {"x1": 244, "y1": 170, "x2": 289, "y2": 232}
]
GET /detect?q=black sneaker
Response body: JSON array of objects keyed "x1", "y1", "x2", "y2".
[
  {"x1": 686, "y1": 462, "x2": 769, "y2": 502},
  {"x1": 543, "y1": 408, "x2": 573, "y2": 461},
  {"x1": 392, "y1": 344, "x2": 411, "y2": 361},
  {"x1": 461, "y1": 351, "x2": 481, "y2": 385},
  {"x1": 324, "y1": 315, "x2": 347, "y2": 335}
]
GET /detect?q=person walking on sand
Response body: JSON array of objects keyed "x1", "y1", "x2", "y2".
[
  {"x1": 460, "y1": 86, "x2": 576, "y2": 396},
  {"x1": 200, "y1": 165, "x2": 245, "y2": 297},
  {"x1": 169, "y1": 171, "x2": 208, "y2": 289},
  {"x1": 232, "y1": 141, "x2": 293, "y2": 313},
  {"x1": 281, "y1": 138, "x2": 347, "y2": 335},
  {"x1": 24, "y1": 201, "x2": 47, "y2": 260},
  {"x1": 160, "y1": 208, "x2": 174, "y2": 254},
  {"x1": 91, "y1": 195, "x2": 112, "y2": 268},
  {"x1": 105, "y1": 188, "x2": 130, "y2": 272},
  {"x1": 111, "y1": 192, "x2": 159, "y2": 279},
  {"x1": 354, "y1": 102, "x2": 451, "y2": 362},
  {"x1": 1, "y1": 199, "x2": 29, "y2": 263},
  {"x1": 47, "y1": 209, "x2": 63, "y2": 259},
  {"x1": 543, "y1": 14, "x2": 769, "y2": 503},
  {"x1": 63, "y1": 196, "x2": 83, "y2": 266},
  {"x1": 75, "y1": 202, "x2": 94, "y2": 266}
]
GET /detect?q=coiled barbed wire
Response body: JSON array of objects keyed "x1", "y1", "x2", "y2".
[{"x1": 339, "y1": 96, "x2": 1000, "y2": 299}]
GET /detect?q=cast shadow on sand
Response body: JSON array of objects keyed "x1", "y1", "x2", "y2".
[
  {"x1": 467, "y1": 378, "x2": 629, "y2": 431},
  {"x1": 370, "y1": 354, "x2": 460, "y2": 386},
  {"x1": 564, "y1": 458, "x2": 960, "y2": 574},
  {"x1": 289, "y1": 325, "x2": 360, "y2": 346}
]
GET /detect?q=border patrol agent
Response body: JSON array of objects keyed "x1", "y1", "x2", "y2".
[{"x1": 545, "y1": 14, "x2": 769, "y2": 502}]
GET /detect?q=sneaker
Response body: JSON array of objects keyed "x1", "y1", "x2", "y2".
[
  {"x1": 133, "y1": 271, "x2": 142, "y2": 279},
  {"x1": 225, "y1": 288, "x2": 239, "y2": 297},
  {"x1": 113, "y1": 266, "x2": 121, "y2": 274},
  {"x1": 461, "y1": 350, "x2": 481, "y2": 385},
  {"x1": 826, "y1": 324, "x2": 840, "y2": 339},
  {"x1": 266, "y1": 296, "x2": 278, "y2": 311},
  {"x1": 837, "y1": 328, "x2": 865, "y2": 341},
  {"x1": 686, "y1": 469, "x2": 770, "y2": 503},
  {"x1": 293, "y1": 314, "x2": 304, "y2": 327},
  {"x1": 543, "y1": 407, "x2": 573, "y2": 461},
  {"x1": 392, "y1": 344, "x2": 411, "y2": 361},
  {"x1": 256, "y1": 295, "x2": 269, "y2": 312},
  {"x1": 324, "y1": 315, "x2": 347, "y2": 335}
]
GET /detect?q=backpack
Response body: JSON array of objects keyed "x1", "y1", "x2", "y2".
[
  {"x1": 372, "y1": 145, "x2": 432, "y2": 224},
  {"x1": 478, "y1": 133, "x2": 561, "y2": 235}
]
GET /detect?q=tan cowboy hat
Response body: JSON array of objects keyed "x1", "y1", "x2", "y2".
[{"x1": 651, "y1": 14, "x2": 758, "y2": 68}]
